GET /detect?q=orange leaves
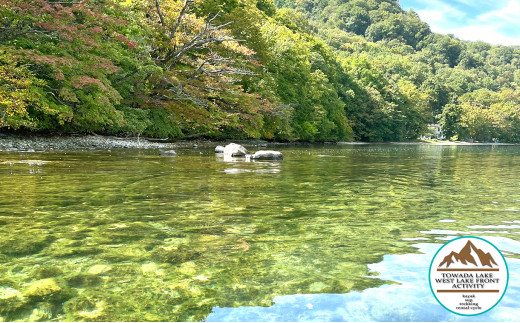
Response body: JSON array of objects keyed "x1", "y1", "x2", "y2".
[
  {"x1": 7, "y1": 1, "x2": 136, "y2": 50},
  {"x1": 71, "y1": 76, "x2": 107, "y2": 90},
  {"x1": 23, "y1": 52, "x2": 77, "y2": 69},
  {"x1": 113, "y1": 33, "x2": 138, "y2": 49},
  {"x1": 93, "y1": 58, "x2": 120, "y2": 73}
]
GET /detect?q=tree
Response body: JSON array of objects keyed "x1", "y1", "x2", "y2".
[
  {"x1": 439, "y1": 103, "x2": 463, "y2": 140},
  {"x1": 0, "y1": 0, "x2": 147, "y2": 132}
]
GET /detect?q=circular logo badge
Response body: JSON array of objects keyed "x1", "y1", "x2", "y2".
[{"x1": 429, "y1": 236, "x2": 508, "y2": 316}]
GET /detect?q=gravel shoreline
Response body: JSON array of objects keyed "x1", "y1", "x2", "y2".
[
  {"x1": 0, "y1": 134, "x2": 274, "y2": 152},
  {"x1": 0, "y1": 134, "x2": 175, "y2": 151},
  {"x1": 0, "y1": 134, "x2": 517, "y2": 152}
]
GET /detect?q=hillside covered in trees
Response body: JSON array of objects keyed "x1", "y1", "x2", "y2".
[{"x1": 1, "y1": 0, "x2": 520, "y2": 142}]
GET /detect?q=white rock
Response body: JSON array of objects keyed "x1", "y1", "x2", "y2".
[{"x1": 223, "y1": 143, "x2": 248, "y2": 157}]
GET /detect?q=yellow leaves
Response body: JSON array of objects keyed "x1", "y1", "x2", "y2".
[
  {"x1": 0, "y1": 60, "x2": 34, "y2": 127},
  {"x1": 221, "y1": 40, "x2": 255, "y2": 56}
]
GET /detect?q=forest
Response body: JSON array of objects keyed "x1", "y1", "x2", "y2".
[{"x1": 1, "y1": 0, "x2": 520, "y2": 142}]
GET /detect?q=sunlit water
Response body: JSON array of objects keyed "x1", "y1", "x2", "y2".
[{"x1": 0, "y1": 144, "x2": 519, "y2": 321}]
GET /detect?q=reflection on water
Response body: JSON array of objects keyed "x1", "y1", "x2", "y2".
[
  {"x1": 208, "y1": 238, "x2": 520, "y2": 322},
  {"x1": 0, "y1": 144, "x2": 520, "y2": 321}
]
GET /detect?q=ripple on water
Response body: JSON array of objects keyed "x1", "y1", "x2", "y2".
[
  {"x1": 1, "y1": 145, "x2": 520, "y2": 321},
  {"x1": 467, "y1": 225, "x2": 520, "y2": 229}
]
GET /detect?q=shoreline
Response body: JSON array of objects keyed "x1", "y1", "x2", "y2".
[{"x1": 0, "y1": 134, "x2": 518, "y2": 152}]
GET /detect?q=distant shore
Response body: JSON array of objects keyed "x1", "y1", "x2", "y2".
[
  {"x1": 338, "y1": 141, "x2": 520, "y2": 146},
  {"x1": 0, "y1": 134, "x2": 518, "y2": 152}
]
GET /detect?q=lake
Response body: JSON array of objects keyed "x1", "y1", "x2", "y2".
[{"x1": 0, "y1": 144, "x2": 519, "y2": 321}]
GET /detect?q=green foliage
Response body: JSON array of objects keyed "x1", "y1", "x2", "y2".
[
  {"x1": 0, "y1": 52, "x2": 43, "y2": 129},
  {"x1": 439, "y1": 89, "x2": 520, "y2": 142},
  {"x1": 1, "y1": 0, "x2": 520, "y2": 142},
  {"x1": 274, "y1": 8, "x2": 311, "y2": 33},
  {"x1": 0, "y1": 0, "x2": 150, "y2": 133},
  {"x1": 142, "y1": 108, "x2": 183, "y2": 138},
  {"x1": 110, "y1": 107, "x2": 152, "y2": 137},
  {"x1": 256, "y1": 0, "x2": 277, "y2": 16},
  {"x1": 439, "y1": 103, "x2": 463, "y2": 140}
]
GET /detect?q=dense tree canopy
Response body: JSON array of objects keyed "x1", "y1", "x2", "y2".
[{"x1": 1, "y1": 0, "x2": 519, "y2": 142}]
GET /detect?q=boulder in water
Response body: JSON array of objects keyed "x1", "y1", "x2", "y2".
[
  {"x1": 223, "y1": 143, "x2": 248, "y2": 157},
  {"x1": 250, "y1": 150, "x2": 283, "y2": 160}
]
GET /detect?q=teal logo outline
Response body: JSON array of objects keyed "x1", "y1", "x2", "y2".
[{"x1": 428, "y1": 236, "x2": 509, "y2": 316}]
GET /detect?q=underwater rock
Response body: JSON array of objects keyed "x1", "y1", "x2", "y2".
[
  {"x1": 100, "y1": 245, "x2": 148, "y2": 262},
  {"x1": 215, "y1": 146, "x2": 225, "y2": 153},
  {"x1": 28, "y1": 302, "x2": 54, "y2": 322},
  {"x1": 44, "y1": 238, "x2": 101, "y2": 258},
  {"x1": 31, "y1": 266, "x2": 64, "y2": 279},
  {"x1": 151, "y1": 244, "x2": 202, "y2": 264},
  {"x1": 44, "y1": 238, "x2": 98, "y2": 257},
  {"x1": 141, "y1": 262, "x2": 159, "y2": 275},
  {"x1": 0, "y1": 287, "x2": 26, "y2": 314},
  {"x1": 176, "y1": 261, "x2": 198, "y2": 276},
  {"x1": 63, "y1": 296, "x2": 106, "y2": 320},
  {"x1": 87, "y1": 264, "x2": 112, "y2": 275},
  {"x1": 0, "y1": 234, "x2": 52, "y2": 256},
  {"x1": 250, "y1": 150, "x2": 283, "y2": 160},
  {"x1": 65, "y1": 274, "x2": 102, "y2": 288},
  {"x1": 160, "y1": 150, "x2": 177, "y2": 157},
  {"x1": 223, "y1": 143, "x2": 248, "y2": 157},
  {"x1": 93, "y1": 222, "x2": 168, "y2": 245},
  {"x1": 24, "y1": 278, "x2": 72, "y2": 302},
  {"x1": 309, "y1": 281, "x2": 329, "y2": 292}
]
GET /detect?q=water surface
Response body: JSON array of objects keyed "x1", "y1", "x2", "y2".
[{"x1": 0, "y1": 144, "x2": 519, "y2": 321}]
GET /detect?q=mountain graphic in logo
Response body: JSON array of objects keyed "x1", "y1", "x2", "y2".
[{"x1": 438, "y1": 240, "x2": 498, "y2": 268}]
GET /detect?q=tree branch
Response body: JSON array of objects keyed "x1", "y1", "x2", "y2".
[
  {"x1": 200, "y1": 67, "x2": 255, "y2": 76},
  {"x1": 170, "y1": 0, "x2": 193, "y2": 39},
  {"x1": 154, "y1": 0, "x2": 165, "y2": 27},
  {"x1": 159, "y1": 78, "x2": 211, "y2": 110},
  {"x1": 165, "y1": 36, "x2": 242, "y2": 67},
  {"x1": 162, "y1": 14, "x2": 238, "y2": 66},
  {"x1": 195, "y1": 57, "x2": 232, "y2": 72}
]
